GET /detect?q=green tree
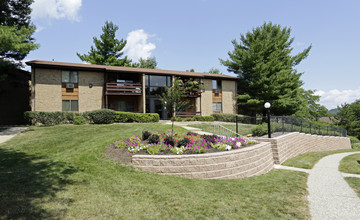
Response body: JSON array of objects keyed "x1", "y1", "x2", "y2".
[
  {"x1": 294, "y1": 89, "x2": 329, "y2": 120},
  {"x1": 335, "y1": 100, "x2": 360, "y2": 138},
  {"x1": 0, "y1": 0, "x2": 38, "y2": 81},
  {"x1": 77, "y1": 21, "x2": 131, "y2": 66},
  {"x1": 159, "y1": 78, "x2": 188, "y2": 118},
  {"x1": 186, "y1": 69, "x2": 195, "y2": 72},
  {"x1": 0, "y1": 0, "x2": 37, "y2": 61},
  {"x1": 132, "y1": 57, "x2": 157, "y2": 69},
  {"x1": 208, "y1": 68, "x2": 222, "y2": 74},
  {"x1": 220, "y1": 22, "x2": 311, "y2": 116}
]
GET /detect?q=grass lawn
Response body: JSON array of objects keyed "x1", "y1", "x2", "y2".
[
  {"x1": 188, "y1": 123, "x2": 256, "y2": 136},
  {"x1": 0, "y1": 124, "x2": 309, "y2": 219},
  {"x1": 345, "y1": 178, "x2": 360, "y2": 197},
  {"x1": 282, "y1": 149, "x2": 359, "y2": 169},
  {"x1": 339, "y1": 153, "x2": 360, "y2": 174}
]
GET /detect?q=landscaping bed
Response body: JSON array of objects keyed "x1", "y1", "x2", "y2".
[{"x1": 106, "y1": 131, "x2": 255, "y2": 165}]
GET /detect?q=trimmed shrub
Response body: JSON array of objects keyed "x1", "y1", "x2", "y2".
[
  {"x1": 85, "y1": 109, "x2": 115, "y2": 124},
  {"x1": 171, "y1": 117, "x2": 183, "y2": 122},
  {"x1": 24, "y1": 111, "x2": 77, "y2": 125},
  {"x1": 114, "y1": 112, "x2": 159, "y2": 123},
  {"x1": 193, "y1": 116, "x2": 214, "y2": 121},
  {"x1": 148, "y1": 134, "x2": 160, "y2": 144},
  {"x1": 251, "y1": 124, "x2": 268, "y2": 137},
  {"x1": 73, "y1": 116, "x2": 86, "y2": 125},
  {"x1": 184, "y1": 117, "x2": 195, "y2": 122},
  {"x1": 142, "y1": 131, "x2": 152, "y2": 141}
]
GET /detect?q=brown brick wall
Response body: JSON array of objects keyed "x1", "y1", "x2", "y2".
[
  {"x1": 78, "y1": 71, "x2": 104, "y2": 112},
  {"x1": 132, "y1": 142, "x2": 274, "y2": 179},
  {"x1": 200, "y1": 79, "x2": 213, "y2": 116},
  {"x1": 222, "y1": 80, "x2": 237, "y2": 114},
  {"x1": 33, "y1": 68, "x2": 62, "y2": 111}
]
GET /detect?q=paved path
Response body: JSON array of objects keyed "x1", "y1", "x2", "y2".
[
  {"x1": 0, "y1": 127, "x2": 28, "y2": 144},
  {"x1": 307, "y1": 152, "x2": 360, "y2": 220}
]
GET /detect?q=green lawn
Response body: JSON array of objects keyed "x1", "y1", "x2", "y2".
[
  {"x1": 339, "y1": 153, "x2": 360, "y2": 174},
  {"x1": 188, "y1": 123, "x2": 256, "y2": 136},
  {"x1": 0, "y1": 124, "x2": 310, "y2": 219},
  {"x1": 282, "y1": 149, "x2": 359, "y2": 169},
  {"x1": 345, "y1": 178, "x2": 360, "y2": 197}
]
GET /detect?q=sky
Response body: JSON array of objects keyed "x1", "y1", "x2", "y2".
[{"x1": 27, "y1": 0, "x2": 360, "y2": 110}]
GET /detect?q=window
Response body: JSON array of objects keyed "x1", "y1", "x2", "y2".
[
  {"x1": 212, "y1": 102, "x2": 222, "y2": 111},
  {"x1": 62, "y1": 100, "x2": 78, "y2": 111},
  {"x1": 117, "y1": 100, "x2": 135, "y2": 112},
  {"x1": 212, "y1": 79, "x2": 221, "y2": 90},
  {"x1": 62, "y1": 71, "x2": 78, "y2": 83}
]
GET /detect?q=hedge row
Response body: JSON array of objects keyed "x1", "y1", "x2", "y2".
[
  {"x1": 170, "y1": 116, "x2": 214, "y2": 122},
  {"x1": 24, "y1": 110, "x2": 159, "y2": 125}
]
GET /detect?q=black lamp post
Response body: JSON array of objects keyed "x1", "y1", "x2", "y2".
[{"x1": 264, "y1": 102, "x2": 271, "y2": 138}]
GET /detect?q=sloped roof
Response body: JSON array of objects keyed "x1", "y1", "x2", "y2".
[{"x1": 25, "y1": 60, "x2": 238, "y2": 80}]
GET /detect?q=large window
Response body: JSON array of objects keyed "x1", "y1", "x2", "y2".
[
  {"x1": 62, "y1": 71, "x2": 78, "y2": 83},
  {"x1": 212, "y1": 102, "x2": 222, "y2": 112},
  {"x1": 212, "y1": 79, "x2": 221, "y2": 90},
  {"x1": 62, "y1": 100, "x2": 78, "y2": 111},
  {"x1": 117, "y1": 100, "x2": 135, "y2": 112}
]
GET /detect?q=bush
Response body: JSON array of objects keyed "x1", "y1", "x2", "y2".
[
  {"x1": 148, "y1": 134, "x2": 160, "y2": 144},
  {"x1": 251, "y1": 124, "x2": 268, "y2": 137},
  {"x1": 212, "y1": 113, "x2": 238, "y2": 122},
  {"x1": 177, "y1": 138, "x2": 190, "y2": 147},
  {"x1": 163, "y1": 136, "x2": 176, "y2": 147},
  {"x1": 142, "y1": 131, "x2": 152, "y2": 141},
  {"x1": 200, "y1": 134, "x2": 218, "y2": 144},
  {"x1": 349, "y1": 136, "x2": 360, "y2": 149},
  {"x1": 73, "y1": 116, "x2": 86, "y2": 125},
  {"x1": 193, "y1": 116, "x2": 214, "y2": 121},
  {"x1": 114, "y1": 112, "x2": 159, "y2": 123},
  {"x1": 24, "y1": 111, "x2": 76, "y2": 125},
  {"x1": 184, "y1": 117, "x2": 195, "y2": 122},
  {"x1": 85, "y1": 109, "x2": 115, "y2": 124},
  {"x1": 171, "y1": 117, "x2": 183, "y2": 122}
]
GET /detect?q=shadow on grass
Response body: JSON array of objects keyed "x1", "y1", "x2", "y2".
[{"x1": 0, "y1": 148, "x2": 78, "y2": 219}]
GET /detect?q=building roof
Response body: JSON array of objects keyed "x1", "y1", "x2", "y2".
[{"x1": 25, "y1": 60, "x2": 238, "y2": 80}]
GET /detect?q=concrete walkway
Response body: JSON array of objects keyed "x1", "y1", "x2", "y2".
[
  {"x1": 307, "y1": 152, "x2": 360, "y2": 220},
  {"x1": 0, "y1": 127, "x2": 28, "y2": 144}
]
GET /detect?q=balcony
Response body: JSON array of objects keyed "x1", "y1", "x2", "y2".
[{"x1": 105, "y1": 82, "x2": 142, "y2": 95}]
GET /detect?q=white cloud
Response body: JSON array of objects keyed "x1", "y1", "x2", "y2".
[
  {"x1": 31, "y1": 0, "x2": 82, "y2": 22},
  {"x1": 314, "y1": 88, "x2": 360, "y2": 109},
  {"x1": 124, "y1": 29, "x2": 156, "y2": 61}
]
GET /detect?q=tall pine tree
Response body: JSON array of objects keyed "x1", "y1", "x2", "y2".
[
  {"x1": 0, "y1": 0, "x2": 38, "y2": 62},
  {"x1": 77, "y1": 21, "x2": 132, "y2": 66},
  {"x1": 220, "y1": 22, "x2": 311, "y2": 116}
]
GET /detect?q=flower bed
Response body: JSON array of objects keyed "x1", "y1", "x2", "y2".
[{"x1": 114, "y1": 131, "x2": 254, "y2": 155}]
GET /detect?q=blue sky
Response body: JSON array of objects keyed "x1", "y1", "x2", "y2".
[{"x1": 28, "y1": 0, "x2": 360, "y2": 109}]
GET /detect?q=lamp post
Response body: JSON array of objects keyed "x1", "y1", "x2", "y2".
[{"x1": 264, "y1": 102, "x2": 271, "y2": 138}]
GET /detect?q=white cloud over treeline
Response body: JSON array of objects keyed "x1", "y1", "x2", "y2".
[
  {"x1": 124, "y1": 29, "x2": 156, "y2": 61},
  {"x1": 31, "y1": 0, "x2": 82, "y2": 22},
  {"x1": 315, "y1": 88, "x2": 360, "y2": 109}
]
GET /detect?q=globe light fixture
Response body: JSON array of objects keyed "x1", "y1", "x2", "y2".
[{"x1": 264, "y1": 102, "x2": 271, "y2": 138}]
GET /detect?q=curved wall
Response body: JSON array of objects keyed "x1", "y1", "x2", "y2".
[{"x1": 132, "y1": 142, "x2": 273, "y2": 179}]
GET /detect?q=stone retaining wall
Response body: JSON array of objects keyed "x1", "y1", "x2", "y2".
[
  {"x1": 132, "y1": 142, "x2": 274, "y2": 179},
  {"x1": 254, "y1": 132, "x2": 351, "y2": 164},
  {"x1": 131, "y1": 133, "x2": 351, "y2": 179}
]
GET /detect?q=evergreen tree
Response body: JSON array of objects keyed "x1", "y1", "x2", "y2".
[
  {"x1": 0, "y1": 0, "x2": 38, "y2": 61},
  {"x1": 77, "y1": 21, "x2": 131, "y2": 66},
  {"x1": 220, "y1": 22, "x2": 311, "y2": 116},
  {"x1": 294, "y1": 89, "x2": 329, "y2": 120}
]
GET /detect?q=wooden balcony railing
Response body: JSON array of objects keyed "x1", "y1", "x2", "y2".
[{"x1": 105, "y1": 82, "x2": 142, "y2": 95}]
